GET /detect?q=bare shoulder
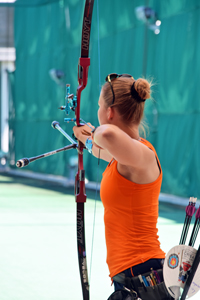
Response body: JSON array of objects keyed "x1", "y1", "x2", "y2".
[
  {"x1": 117, "y1": 151, "x2": 160, "y2": 184},
  {"x1": 116, "y1": 138, "x2": 161, "y2": 184}
]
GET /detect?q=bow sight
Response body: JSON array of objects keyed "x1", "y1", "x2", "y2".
[
  {"x1": 58, "y1": 83, "x2": 93, "y2": 130},
  {"x1": 58, "y1": 84, "x2": 77, "y2": 116}
]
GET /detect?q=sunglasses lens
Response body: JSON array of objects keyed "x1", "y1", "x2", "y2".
[
  {"x1": 109, "y1": 73, "x2": 119, "y2": 80},
  {"x1": 105, "y1": 73, "x2": 132, "y2": 82},
  {"x1": 105, "y1": 73, "x2": 118, "y2": 82}
]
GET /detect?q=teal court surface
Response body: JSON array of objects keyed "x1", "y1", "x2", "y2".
[{"x1": 0, "y1": 173, "x2": 199, "y2": 300}]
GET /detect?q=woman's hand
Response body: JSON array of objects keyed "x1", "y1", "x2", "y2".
[
  {"x1": 73, "y1": 123, "x2": 111, "y2": 162},
  {"x1": 73, "y1": 123, "x2": 94, "y2": 144},
  {"x1": 73, "y1": 123, "x2": 102, "y2": 149}
]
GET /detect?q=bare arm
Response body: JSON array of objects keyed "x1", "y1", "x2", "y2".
[{"x1": 93, "y1": 124, "x2": 156, "y2": 169}]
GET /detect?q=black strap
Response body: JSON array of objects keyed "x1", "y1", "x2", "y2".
[{"x1": 107, "y1": 288, "x2": 138, "y2": 300}]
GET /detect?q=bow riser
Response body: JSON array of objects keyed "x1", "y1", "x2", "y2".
[
  {"x1": 76, "y1": 57, "x2": 90, "y2": 127},
  {"x1": 75, "y1": 152, "x2": 86, "y2": 203}
]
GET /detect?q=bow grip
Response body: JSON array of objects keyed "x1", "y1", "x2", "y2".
[{"x1": 78, "y1": 57, "x2": 90, "y2": 88}]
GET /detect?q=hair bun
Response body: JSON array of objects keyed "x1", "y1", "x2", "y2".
[
  {"x1": 131, "y1": 82, "x2": 145, "y2": 103},
  {"x1": 132, "y1": 79, "x2": 151, "y2": 102}
]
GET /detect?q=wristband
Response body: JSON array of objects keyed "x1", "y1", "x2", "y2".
[{"x1": 85, "y1": 138, "x2": 93, "y2": 153}]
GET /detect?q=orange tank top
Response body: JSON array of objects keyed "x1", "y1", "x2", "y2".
[{"x1": 100, "y1": 138, "x2": 165, "y2": 278}]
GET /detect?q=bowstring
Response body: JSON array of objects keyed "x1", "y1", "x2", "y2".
[
  {"x1": 89, "y1": 0, "x2": 101, "y2": 283},
  {"x1": 89, "y1": 150, "x2": 101, "y2": 282}
]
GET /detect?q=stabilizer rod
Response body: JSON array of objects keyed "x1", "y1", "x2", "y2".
[
  {"x1": 16, "y1": 144, "x2": 77, "y2": 168},
  {"x1": 52, "y1": 121, "x2": 77, "y2": 144}
]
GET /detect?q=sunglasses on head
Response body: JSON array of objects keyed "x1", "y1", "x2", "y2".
[{"x1": 105, "y1": 73, "x2": 133, "y2": 104}]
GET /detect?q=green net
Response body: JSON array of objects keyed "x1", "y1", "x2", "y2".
[{"x1": 8, "y1": 0, "x2": 200, "y2": 198}]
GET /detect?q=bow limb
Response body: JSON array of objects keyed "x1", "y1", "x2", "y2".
[{"x1": 75, "y1": 1, "x2": 94, "y2": 300}]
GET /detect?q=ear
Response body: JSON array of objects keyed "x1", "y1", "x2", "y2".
[{"x1": 107, "y1": 106, "x2": 114, "y2": 121}]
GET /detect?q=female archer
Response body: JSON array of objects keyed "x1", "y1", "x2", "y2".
[{"x1": 73, "y1": 73, "x2": 166, "y2": 292}]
